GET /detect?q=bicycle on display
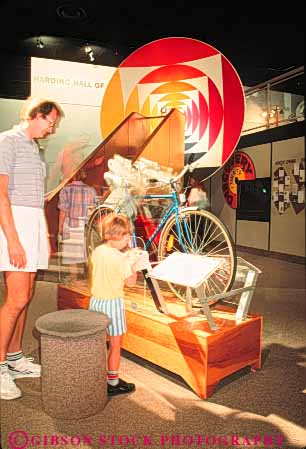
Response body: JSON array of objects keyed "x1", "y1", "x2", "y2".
[{"x1": 85, "y1": 159, "x2": 236, "y2": 305}]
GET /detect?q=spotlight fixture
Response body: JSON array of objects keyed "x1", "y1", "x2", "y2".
[
  {"x1": 36, "y1": 37, "x2": 44, "y2": 49},
  {"x1": 84, "y1": 43, "x2": 95, "y2": 62}
]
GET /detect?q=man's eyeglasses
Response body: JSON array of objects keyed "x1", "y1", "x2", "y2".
[{"x1": 42, "y1": 116, "x2": 57, "y2": 128}]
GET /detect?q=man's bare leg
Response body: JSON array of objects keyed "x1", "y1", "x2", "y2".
[
  {"x1": 6, "y1": 272, "x2": 36, "y2": 354},
  {"x1": 0, "y1": 272, "x2": 35, "y2": 362}
]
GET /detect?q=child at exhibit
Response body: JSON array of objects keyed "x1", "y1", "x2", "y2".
[{"x1": 88, "y1": 212, "x2": 148, "y2": 396}]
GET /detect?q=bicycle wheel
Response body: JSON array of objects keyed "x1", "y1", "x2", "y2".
[
  {"x1": 157, "y1": 208, "x2": 236, "y2": 304},
  {"x1": 85, "y1": 206, "x2": 114, "y2": 258}
]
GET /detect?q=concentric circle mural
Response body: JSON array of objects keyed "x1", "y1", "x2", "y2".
[
  {"x1": 101, "y1": 37, "x2": 245, "y2": 181},
  {"x1": 222, "y1": 151, "x2": 256, "y2": 208}
]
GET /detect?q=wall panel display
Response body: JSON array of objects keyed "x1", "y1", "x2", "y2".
[{"x1": 272, "y1": 158, "x2": 305, "y2": 215}]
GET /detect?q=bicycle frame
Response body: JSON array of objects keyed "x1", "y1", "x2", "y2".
[
  {"x1": 133, "y1": 190, "x2": 189, "y2": 252},
  {"x1": 97, "y1": 161, "x2": 200, "y2": 254}
]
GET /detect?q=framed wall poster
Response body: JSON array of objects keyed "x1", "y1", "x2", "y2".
[{"x1": 273, "y1": 158, "x2": 305, "y2": 215}]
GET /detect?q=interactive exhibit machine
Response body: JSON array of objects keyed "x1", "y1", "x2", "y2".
[{"x1": 45, "y1": 109, "x2": 262, "y2": 399}]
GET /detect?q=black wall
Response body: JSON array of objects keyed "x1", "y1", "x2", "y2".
[{"x1": 0, "y1": 52, "x2": 31, "y2": 99}]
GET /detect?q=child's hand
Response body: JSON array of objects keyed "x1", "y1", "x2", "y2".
[
  {"x1": 124, "y1": 248, "x2": 139, "y2": 263},
  {"x1": 125, "y1": 248, "x2": 151, "y2": 271},
  {"x1": 134, "y1": 250, "x2": 151, "y2": 271}
]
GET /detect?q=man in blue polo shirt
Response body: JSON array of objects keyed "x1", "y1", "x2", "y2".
[{"x1": 0, "y1": 97, "x2": 64, "y2": 400}]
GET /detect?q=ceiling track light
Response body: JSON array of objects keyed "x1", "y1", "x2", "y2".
[
  {"x1": 84, "y1": 43, "x2": 95, "y2": 62},
  {"x1": 36, "y1": 37, "x2": 44, "y2": 49}
]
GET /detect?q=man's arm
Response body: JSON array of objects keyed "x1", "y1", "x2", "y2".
[
  {"x1": 0, "y1": 174, "x2": 27, "y2": 268},
  {"x1": 58, "y1": 187, "x2": 68, "y2": 238}
]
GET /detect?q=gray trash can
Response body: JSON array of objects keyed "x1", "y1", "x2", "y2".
[{"x1": 35, "y1": 309, "x2": 110, "y2": 420}]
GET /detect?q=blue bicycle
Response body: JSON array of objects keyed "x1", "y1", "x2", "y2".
[{"x1": 85, "y1": 163, "x2": 236, "y2": 303}]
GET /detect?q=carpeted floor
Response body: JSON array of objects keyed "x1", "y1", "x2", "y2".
[{"x1": 1, "y1": 250, "x2": 305, "y2": 449}]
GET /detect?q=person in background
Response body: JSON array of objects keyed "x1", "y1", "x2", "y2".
[
  {"x1": 58, "y1": 168, "x2": 97, "y2": 240},
  {"x1": 58, "y1": 168, "x2": 97, "y2": 279},
  {"x1": 89, "y1": 213, "x2": 147, "y2": 397},
  {"x1": 47, "y1": 134, "x2": 104, "y2": 193},
  {"x1": 47, "y1": 134, "x2": 90, "y2": 191},
  {"x1": 0, "y1": 97, "x2": 64, "y2": 400},
  {"x1": 187, "y1": 176, "x2": 209, "y2": 210}
]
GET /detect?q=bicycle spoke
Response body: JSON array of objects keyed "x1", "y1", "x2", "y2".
[{"x1": 158, "y1": 209, "x2": 236, "y2": 303}]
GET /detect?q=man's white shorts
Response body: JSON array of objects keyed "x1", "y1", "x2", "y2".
[{"x1": 0, "y1": 206, "x2": 49, "y2": 272}]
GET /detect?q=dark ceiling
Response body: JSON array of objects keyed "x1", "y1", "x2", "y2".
[{"x1": 0, "y1": 0, "x2": 304, "y2": 90}]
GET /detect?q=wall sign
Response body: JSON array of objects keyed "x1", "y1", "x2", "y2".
[
  {"x1": 31, "y1": 57, "x2": 116, "y2": 107},
  {"x1": 222, "y1": 151, "x2": 256, "y2": 208}
]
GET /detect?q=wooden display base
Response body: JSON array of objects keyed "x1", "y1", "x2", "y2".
[{"x1": 57, "y1": 281, "x2": 262, "y2": 399}]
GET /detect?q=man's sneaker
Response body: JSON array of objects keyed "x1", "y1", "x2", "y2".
[
  {"x1": 7, "y1": 357, "x2": 41, "y2": 379},
  {"x1": 0, "y1": 367, "x2": 22, "y2": 400},
  {"x1": 107, "y1": 378, "x2": 136, "y2": 397}
]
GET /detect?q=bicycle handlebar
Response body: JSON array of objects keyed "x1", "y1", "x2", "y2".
[
  {"x1": 105, "y1": 160, "x2": 200, "y2": 190},
  {"x1": 148, "y1": 161, "x2": 199, "y2": 187},
  {"x1": 169, "y1": 164, "x2": 193, "y2": 184},
  {"x1": 159, "y1": 161, "x2": 200, "y2": 185}
]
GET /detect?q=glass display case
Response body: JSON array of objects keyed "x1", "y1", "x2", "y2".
[{"x1": 43, "y1": 108, "x2": 263, "y2": 399}]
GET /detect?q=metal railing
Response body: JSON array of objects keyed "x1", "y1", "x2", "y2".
[{"x1": 242, "y1": 66, "x2": 304, "y2": 135}]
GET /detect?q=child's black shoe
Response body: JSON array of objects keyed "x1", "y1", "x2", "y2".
[{"x1": 108, "y1": 379, "x2": 136, "y2": 396}]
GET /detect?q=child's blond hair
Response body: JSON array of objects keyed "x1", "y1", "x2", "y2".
[{"x1": 101, "y1": 213, "x2": 132, "y2": 242}]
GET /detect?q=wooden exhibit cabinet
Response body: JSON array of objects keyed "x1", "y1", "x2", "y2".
[{"x1": 57, "y1": 281, "x2": 262, "y2": 400}]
